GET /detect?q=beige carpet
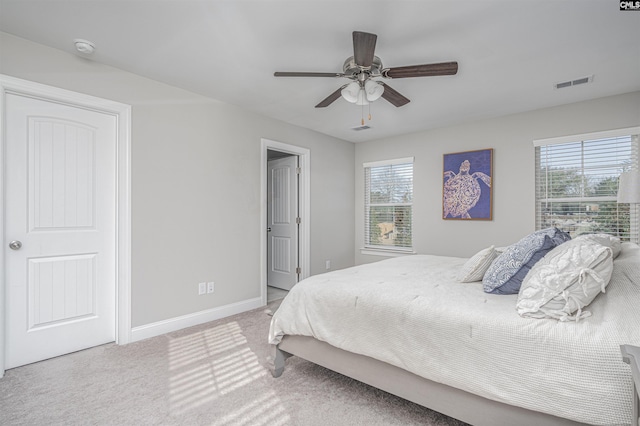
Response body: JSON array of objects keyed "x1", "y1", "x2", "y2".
[{"x1": 0, "y1": 300, "x2": 468, "y2": 426}]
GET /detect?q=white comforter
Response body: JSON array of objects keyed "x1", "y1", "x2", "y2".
[{"x1": 269, "y1": 243, "x2": 640, "y2": 425}]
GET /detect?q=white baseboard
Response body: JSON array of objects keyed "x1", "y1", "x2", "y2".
[{"x1": 130, "y1": 297, "x2": 264, "y2": 343}]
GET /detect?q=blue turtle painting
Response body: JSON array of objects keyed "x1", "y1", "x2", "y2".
[{"x1": 443, "y1": 159, "x2": 491, "y2": 219}]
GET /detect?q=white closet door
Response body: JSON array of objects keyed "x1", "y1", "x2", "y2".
[
  {"x1": 5, "y1": 92, "x2": 117, "y2": 369},
  {"x1": 267, "y1": 156, "x2": 299, "y2": 290}
]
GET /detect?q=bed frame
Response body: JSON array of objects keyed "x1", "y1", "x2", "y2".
[
  {"x1": 621, "y1": 345, "x2": 640, "y2": 426},
  {"x1": 272, "y1": 335, "x2": 589, "y2": 426}
]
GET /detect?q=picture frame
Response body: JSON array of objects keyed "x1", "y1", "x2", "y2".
[{"x1": 443, "y1": 148, "x2": 493, "y2": 220}]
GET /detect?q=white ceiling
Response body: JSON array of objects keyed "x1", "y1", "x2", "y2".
[{"x1": 1, "y1": 0, "x2": 638, "y2": 143}]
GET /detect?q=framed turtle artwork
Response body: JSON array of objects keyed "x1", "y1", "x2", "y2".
[{"x1": 443, "y1": 148, "x2": 493, "y2": 220}]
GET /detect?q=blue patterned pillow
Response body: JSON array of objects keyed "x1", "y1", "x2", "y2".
[{"x1": 482, "y1": 228, "x2": 571, "y2": 294}]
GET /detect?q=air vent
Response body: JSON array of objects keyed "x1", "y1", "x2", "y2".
[
  {"x1": 554, "y1": 75, "x2": 594, "y2": 90},
  {"x1": 352, "y1": 125, "x2": 371, "y2": 131},
  {"x1": 572, "y1": 77, "x2": 590, "y2": 85}
]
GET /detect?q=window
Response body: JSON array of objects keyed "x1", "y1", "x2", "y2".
[
  {"x1": 534, "y1": 128, "x2": 639, "y2": 241},
  {"x1": 364, "y1": 157, "x2": 414, "y2": 252}
]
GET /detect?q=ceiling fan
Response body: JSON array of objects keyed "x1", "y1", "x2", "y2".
[{"x1": 274, "y1": 31, "x2": 458, "y2": 109}]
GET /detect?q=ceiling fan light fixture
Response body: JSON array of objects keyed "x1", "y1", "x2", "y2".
[
  {"x1": 341, "y1": 82, "x2": 360, "y2": 103},
  {"x1": 355, "y1": 88, "x2": 369, "y2": 106},
  {"x1": 275, "y1": 31, "x2": 457, "y2": 109},
  {"x1": 364, "y1": 79, "x2": 384, "y2": 102}
]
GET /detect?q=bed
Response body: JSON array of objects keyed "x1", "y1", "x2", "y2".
[{"x1": 268, "y1": 239, "x2": 640, "y2": 426}]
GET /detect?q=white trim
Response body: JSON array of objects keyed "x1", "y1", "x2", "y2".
[
  {"x1": 360, "y1": 248, "x2": 417, "y2": 257},
  {"x1": 130, "y1": 297, "x2": 263, "y2": 342},
  {"x1": 363, "y1": 156, "x2": 415, "y2": 168},
  {"x1": 260, "y1": 139, "x2": 311, "y2": 305},
  {"x1": 533, "y1": 127, "x2": 640, "y2": 147},
  {"x1": 116, "y1": 99, "x2": 132, "y2": 346},
  {"x1": 0, "y1": 75, "x2": 132, "y2": 376}
]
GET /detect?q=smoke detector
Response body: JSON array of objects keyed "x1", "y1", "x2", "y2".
[{"x1": 74, "y1": 39, "x2": 95, "y2": 55}]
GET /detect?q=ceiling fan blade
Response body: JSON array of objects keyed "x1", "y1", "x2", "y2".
[
  {"x1": 380, "y1": 83, "x2": 410, "y2": 107},
  {"x1": 274, "y1": 71, "x2": 344, "y2": 77},
  {"x1": 353, "y1": 31, "x2": 377, "y2": 68},
  {"x1": 315, "y1": 87, "x2": 344, "y2": 108},
  {"x1": 383, "y1": 61, "x2": 458, "y2": 79}
]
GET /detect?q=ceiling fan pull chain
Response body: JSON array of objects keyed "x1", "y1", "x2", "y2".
[
  {"x1": 361, "y1": 103, "x2": 365, "y2": 125},
  {"x1": 368, "y1": 103, "x2": 372, "y2": 121}
]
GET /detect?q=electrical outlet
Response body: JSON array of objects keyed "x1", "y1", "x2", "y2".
[
  {"x1": 207, "y1": 282, "x2": 215, "y2": 293},
  {"x1": 326, "y1": 260, "x2": 331, "y2": 270},
  {"x1": 198, "y1": 282, "x2": 206, "y2": 295}
]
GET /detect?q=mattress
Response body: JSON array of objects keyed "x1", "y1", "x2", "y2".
[{"x1": 269, "y1": 243, "x2": 640, "y2": 425}]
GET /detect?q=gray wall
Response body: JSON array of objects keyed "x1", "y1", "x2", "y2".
[
  {"x1": 0, "y1": 32, "x2": 355, "y2": 327},
  {"x1": 355, "y1": 91, "x2": 640, "y2": 264}
]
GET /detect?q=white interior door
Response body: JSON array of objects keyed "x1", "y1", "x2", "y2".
[
  {"x1": 267, "y1": 156, "x2": 299, "y2": 290},
  {"x1": 4, "y1": 92, "x2": 117, "y2": 369}
]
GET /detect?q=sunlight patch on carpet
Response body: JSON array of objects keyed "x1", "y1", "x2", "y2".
[
  {"x1": 217, "y1": 391, "x2": 290, "y2": 426},
  {"x1": 167, "y1": 320, "x2": 286, "y2": 420},
  {"x1": 168, "y1": 321, "x2": 248, "y2": 371}
]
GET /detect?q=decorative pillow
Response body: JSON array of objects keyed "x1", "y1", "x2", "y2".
[
  {"x1": 516, "y1": 238, "x2": 614, "y2": 321},
  {"x1": 457, "y1": 246, "x2": 497, "y2": 282},
  {"x1": 482, "y1": 228, "x2": 571, "y2": 294},
  {"x1": 575, "y1": 233, "x2": 622, "y2": 259}
]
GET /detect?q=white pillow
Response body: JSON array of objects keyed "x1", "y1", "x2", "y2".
[
  {"x1": 457, "y1": 246, "x2": 497, "y2": 283},
  {"x1": 516, "y1": 239, "x2": 613, "y2": 321},
  {"x1": 574, "y1": 233, "x2": 622, "y2": 259}
]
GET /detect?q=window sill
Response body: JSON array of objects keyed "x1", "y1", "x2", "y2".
[{"x1": 360, "y1": 248, "x2": 416, "y2": 257}]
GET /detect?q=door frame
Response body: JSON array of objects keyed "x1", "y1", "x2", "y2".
[
  {"x1": 0, "y1": 75, "x2": 132, "y2": 377},
  {"x1": 261, "y1": 138, "x2": 310, "y2": 305}
]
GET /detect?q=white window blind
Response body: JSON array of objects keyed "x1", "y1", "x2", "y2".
[
  {"x1": 364, "y1": 158, "x2": 413, "y2": 251},
  {"x1": 535, "y1": 131, "x2": 639, "y2": 241}
]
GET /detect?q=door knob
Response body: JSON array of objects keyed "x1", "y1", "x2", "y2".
[
  {"x1": 9, "y1": 240, "x2": 22, "y2": 250},
  {"x1": 267, "y1": 227, "x2": 272, "y2": 232}
]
